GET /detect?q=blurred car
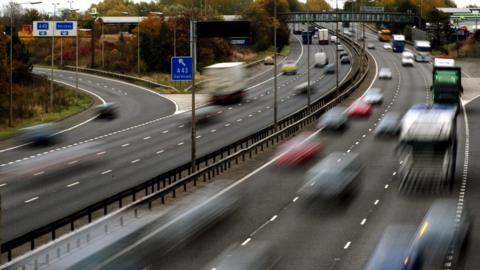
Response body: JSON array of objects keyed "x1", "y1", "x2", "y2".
[
  {"x1": 374, "y1": 112, "x2": 401, "y2": 137},
  {"x1": 293, "y1": 82, "x2": 315, "y2": 95},
  {"x1": 299, "y1": 152, "x2": 362, "y2": 199},
  {"x1": 275, "y1": 132, "x2": 322, "y2": 166},
  {"x1": 401, "y1": 51, "x2": 414, "y2": 67},
  {"x1": 203, "y1": 242, "x2": 275, "y2": 270},
  {"x1": 339, "y1": 51, "x2": 349, "y2": 58},
  {"x1": 340, "y1": 56, "x2": 351, "y2": 64},
  {"x1": 95, "y1": 102, "x2": 118, "y2": 119},
  {"x1": 314, "y1": 52, "x2": 328, "y2": 67},
  {"x1": 317, "y1": 107, "x2": 348, "y2": 131},
  {"x1": 195, "y1": 105, "x2": 223, "y2": 124},
  {"x1": 337, "y1": 44, "x2": 345, "y2": 51},
  {"x1": 367, "y1": 42, "x2": 375, "y2": 49},
  {"x1": 383, "y1": 43, "x2": 392, "y2": 50},
  {"x1": 403, "y1": 200, "x2": 471, "y2": 270},
  {"x1": 362, "y1": 88, "x2": 383, "y2": 105},
  {"x1": 348, "y1": 101, "x2": 372, "y2": 118},
  {"x1": 264, "y1": 55, "x2": 274, "y2": 65},
  {"x1": 365, "y1": 225, "x2": 417, "y2": 270},
  {"x1": 18, "y1": 123, "x2": 61, "y2": 145},
  {"x1": 281, "y1": 60, "x2": 298, "y2": 75},
  {"x1": 378, "y1": 67, "x2": 392, "y2": 80},
  {"x1": 324, "y1": 63, "x2": 336, "y2": 74},
  {"x1": 330, "y1": 35, "x2": 338, "y2": 44}
]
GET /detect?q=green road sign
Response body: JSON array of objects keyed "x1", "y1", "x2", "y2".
[{"x1": 280, "y1": 12, "x2": 414, "y2": 23}]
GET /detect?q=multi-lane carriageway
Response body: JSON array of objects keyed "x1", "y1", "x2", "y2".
[
  {"x1": 0, "y1": 34, "x2": 352, "y2": 248},
  {"x1": 35, "y1": 28, "x2": 475, "y2": 270},
  {"x1": 3, "y1": 25, "x2": 478, "y2": 270}
]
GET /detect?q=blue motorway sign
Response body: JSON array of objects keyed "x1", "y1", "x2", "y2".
[
  {"x1": 56, "y1": 22, "x2": 74, "y2": 30},
  {"x1": 37, "y1": 22, "x2": 49, "y2": 30},
  {"x1": 171, "y1": 57, "x2": 193, "y2": 81}
]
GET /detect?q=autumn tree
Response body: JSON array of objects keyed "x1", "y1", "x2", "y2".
[{"x1": 306, "y1": 0, "x2": 331, "y2": 11}]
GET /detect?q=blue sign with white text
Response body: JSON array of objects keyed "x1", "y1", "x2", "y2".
[
  {"x1": 37, "y1": 22, "x2": 49, "y2": 30},
  {"x1": 56, "y1": 22, "x2": 74, "y2": 30},
  {"x1": 171, "y1": 57, "x2": 193, "y2": 81}
]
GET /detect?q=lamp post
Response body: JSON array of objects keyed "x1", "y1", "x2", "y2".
[
  {"x1": 335, "y1": 0, "x2": 339, "y2": 95},
  {"x1": 307, "y1": 1, "x2": 311, "y2": 110},
  {"x1": 8, "y1": 1, "x2": 42, "y2": 127},
  {"x1": 50, "y1": 2, "x2": 60, "y2": 112},
  {"x1": 273, "y1": 0, "x2": 278, "y2": 130},
  {"x1": 70, "y1": 8, "x2": 80, "y2": 95}
]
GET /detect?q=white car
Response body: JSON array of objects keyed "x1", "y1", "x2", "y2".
[
  {"x1": 401, "y1": 51, "x2": 414, "y2": 66},
  {"x1": 379, "y1": 67, "x2": 392, "y2": 80},
  {"x1": 337, "y1": 44, "x2": 345, "y2": 51},
  {"x1": 367, "y1": 43, "x2": 375, "y2": 49},
  {"x1": 383, "y1": 44, "x2": 392, "y2": 50}
]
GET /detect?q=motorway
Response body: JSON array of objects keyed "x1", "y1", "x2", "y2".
[
  {"x1": 81, "y1": 29, "x2": 472, "y2": 270},
  {"x1": 0, "y1": 35, "x2": 353, "y2": 242}
]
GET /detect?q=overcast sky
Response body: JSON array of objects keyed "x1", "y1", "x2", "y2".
[{"x1": 19, "y1": 0, "x2": 476, "y2": 14}]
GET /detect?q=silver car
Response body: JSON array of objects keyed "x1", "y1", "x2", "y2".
[
  {"x1": 299, "y1": 152, "x2": 362, "y2": 200},
  {"x1": 374, "y1": 112, "x2": 401, "y2": 136},
  {"x1": 317, "y1": 107, "x2": 348, "y2": 130},
  {"x1": 362, "y1": 88, "x2": 383, "y2": 105},
  {"x1": 368, "y1": 43, "x2": 375, "y2": 49},
  {"x1": 378, "y1": 67, "x2": 392, "y2": 80}
]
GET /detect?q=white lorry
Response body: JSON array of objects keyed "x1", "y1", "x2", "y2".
[
  {"x1": 202, "y1": 62, "x2": 247, "y2": 104},
  {"x1": 318, "y1": 29, "x2": 329, "y2": 45},
  {"x1": 414, "y1": 40, "x2": 431, "y2": 62}
]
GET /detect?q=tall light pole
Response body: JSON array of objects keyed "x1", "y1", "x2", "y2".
[
  {"x1": 50, "y1": 2, "x2": 60, "y2": 112},
  {"x1": 8, "y1": 1, "x2": 42, "y2": 127},
  {"x1": 335, "y1": 0, "x2": 339, "y2": 95},
  {"x1": 70, "y1": 8, "x2": 80, "y2": 96},
  {"x1": 273, "y1": 0, "x2": 278, "y2": 129},
  {"x1": 307, "y1": 0, "x2": 311, "y2": 110}
]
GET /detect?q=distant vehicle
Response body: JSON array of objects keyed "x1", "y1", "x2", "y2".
[
  {"x1": 95, "y1": 102, "x2": 118, "y2": 119},
  {"x1": 348, "y1": 101, "x2": 372, "y2": 118},
  {"x1": 343, "y1": 29, "x2": 353, "y2": 37},
  {"x1": 397, "y1": 104, "x2": 457, "y2": 191},
  {"x1": 281, "y1": 60, "x2": 298, "y2": 75},
  {"x1": 414, "y1": 40, "x2": 431, "y2": 62},
  {"x1": 324, "y1": 63, "x2": 336, "y2": 74},
  {"x1": 274, "y1": 132, "x2": 322, "y2": 166},
  {"x1": 337, "y1": 44, "x2": 345, "y2": 51},
  {"x1": 374, "y1": 112, "x2": 401, "y2": 136},
  {"x1": 367, "y1": 42, "x2": 375, "y2": 49},
  {"x1": 362, "y1": 88, "x2": 383, "y2": 105},
  {"x1": 330, "y1": 35, "x2": 338, "y2": 44},
  {"x1": 18, "y1": 123, "x2": 61, "y2": 145},
  {"x1": 264, "y1": 56, "x2": 274, "y2": 65},
  {"x1": 292, "y1": 23, "x2": 302, "y2": 35},
  {"x1": 339, "y1": 50, "x2": 349, "y2": 58},
  {"x1": 202, "y1": 62, "x2": 247, "y2": 104},
  {"x1": 203, "y1": 242, "x2": 275, "y2": 270},
  {"x1": 340, "y1": 56, "x2": 351, "y2": 64},
  {"x1": 318, "y1": 29, "x2": 329, "y2": 45},
  {"x1": 378, "y1": 29, "x2": 392, "y2": 42},
  {"x1": 392, "y1": 34, "x2": 406, "y2": 52},
  {"x1": 299, "y1": 152, "x2": 362, "y2": 199},
  {"x1": 383, "y1": 43, "x2": 392, "y2": 50},
  {"x1": 302, "y1": 30, "x2": 314, "y2": 44},
  {"x1": 314, "y1": 52, "x2": 328, "y2": 67},
  {"x1": 401, "y1": 51, "x2": 414, "y2": 66},
  {"x1": 317, "y1": 107, "x2": 348, "y2": 131},
  {"x1": 293, "y1": 82, "x2": 315, "y2": 95},
  {"x1": 431, "y1": 57, "x2": 463, "y2": 104},
  {"x1": 365, "y1": 225, "x2": 417, "y2": 270},
  {"x1": 378, "y1": 67, "x2": 392, "y2": 80}
]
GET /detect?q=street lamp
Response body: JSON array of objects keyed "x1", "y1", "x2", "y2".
[
  {"x1": 50, "y1": 2, "x2": 60, "y2": 112},
  {"x1": 9, "y1": 0, "x2": 42, "y2": 127},
  {"x1": 273, "y1": 0, "x2": 278, "y2": 130}
]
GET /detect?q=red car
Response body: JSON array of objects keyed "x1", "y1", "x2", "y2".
[
  {"x1": 348, "y1": 101, "x2": 372, "y2": 118},
  {"x1": 274, "y1": 133, "x2": 322, "y2": 166}
]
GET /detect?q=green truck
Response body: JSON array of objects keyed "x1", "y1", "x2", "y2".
[{"x1": 431, "y1": 58, "x2": 463, "y2": 104}]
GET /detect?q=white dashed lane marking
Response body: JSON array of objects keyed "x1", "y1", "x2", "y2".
[
  {"x1": 24, "y1": 197, "x2": 39, "y2": 203},
  {"x1": 66, "y1": 181, "x2": 80, "y2": 188}
]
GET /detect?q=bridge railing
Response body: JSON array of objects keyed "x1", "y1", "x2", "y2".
[{"x1": 1, "y1": 32, "x2": 370, "y2": 262}]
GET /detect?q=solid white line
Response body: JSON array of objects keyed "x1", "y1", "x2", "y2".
[
  {"x1": 66, "y1": 181, "x2": 80, "y2": 188},
  {"x1": 241, "y1": 238, "x2": 252, "y2": 246},
  {"x1": 24, "y1": 197, "x2": 39, "y2": 203}
]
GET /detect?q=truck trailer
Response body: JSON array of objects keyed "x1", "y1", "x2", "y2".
[
  {"x1": 391, "y1": 34, "x2": 405, "y2": 52},
  {"x1": 202, "y1": 62, "x2": 247, "y2": 105},
  {"x1": 397, "y1": 104, "x2": 457, "y2": 192},
  {"x1": 431, "y1": 58, "x2": 463, "y2": 104},
  {"x1": 318, "y1": 29, "x2": 329, "y2": 45}
]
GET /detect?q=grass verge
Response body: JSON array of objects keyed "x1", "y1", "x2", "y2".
[{"x1": 0, "y1": 86, "x2": 92, "y2": 140}]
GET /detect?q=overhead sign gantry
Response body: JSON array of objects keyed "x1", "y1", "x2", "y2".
[{"x1": 280, "y1": 12, "x2": 414, "y2": 24}]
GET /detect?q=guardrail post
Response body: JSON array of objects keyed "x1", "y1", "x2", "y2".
[
  {"x1": 87, "y1": 233, "x2": 90, "y2": 243},
  {"x1": 172, "y1": 189, "x2": 176, "y2": 198},
  {"x1": 88, "y1": 212, "x2": 92, "y2": 223},
  {"x1": 30, "y1": 239, "x2": 34, "y2": 250},
  {"x1": 34, "y1": 259, "x2": 38, "y2": 269},
  {"x1": 104, "y1": 204, "x2": 108, "y2": 215},
  {"x1": 56, "y1": 247, "x2": 60, "y2": 258},
  {"x1": 76, "y1": 238, "x2": 81, "y2": 247},
  {"x1": 67, "y1": 242, "x2": 70, "y2": 252},
  {"x1": 120, "y1": 216, "x2": 124, "y2": 226},
  {"x1": 104, "y1": 224, "x2": 108, "y2": 234},
  {"x1": 133, "y1": 193, "x2": 136, "y2": 201},
  {"x1": 52, "y1": 229, "x2": 56, "y2": 240}
]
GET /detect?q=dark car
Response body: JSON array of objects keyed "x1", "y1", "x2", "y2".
[
  {"x1": 95, "y1": 102, "x2": 118, "y2": 119},
  {"x1": 293, "y1": 82, "x2": 316, "y2": 95},
  {"x1": 18, "y1": 123, "x2": 62, "y2": 145},
  {"x1": 298, "y1": 152, "x2": 362, "y2": 200},
  {"x1": 324, "y1": 63, "x2": 336, "y2": 74},
  {"x1": 317, "y1": 108, "x2": 348, "y2": 131},
  {"x1": 339, "y1": 51, "x2": 349, "y2": 58},
  {"x1": 340, "y1": 56, "x2": 351, "y2": 64}
]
